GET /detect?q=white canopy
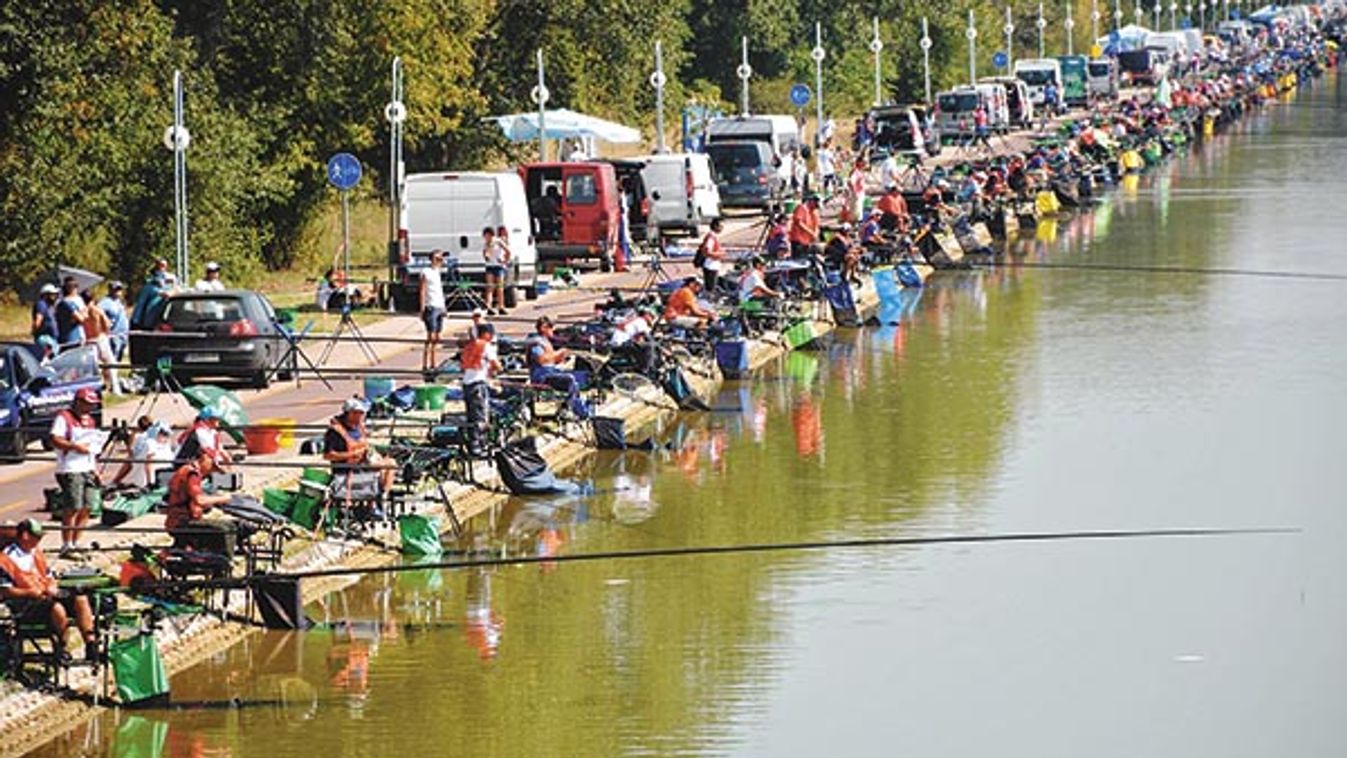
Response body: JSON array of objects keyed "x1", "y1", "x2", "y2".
[{"x1": 491, "y1": 108, "x2": 642, "y2": 144}]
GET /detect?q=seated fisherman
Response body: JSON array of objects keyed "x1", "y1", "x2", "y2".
[
  {"x1": 174, "y1": 406, "x2": 234, "y2": 467},
  {"x1": 662, "y1": 277, "x2": 715, "y2": 329},
  {"x1": 609, "y1": 307, "x2": 658, "y2": 375},
  {"x1": 526, "y1": 317, "x2": 588, "y2": 419},
  {"x1": 738, "y1": 257, "x2": 784, "y2": 304},
  {"x1": 323, "y1": 397, "x2": 395, "y2": 500},
  {"x1": 823, "y1": 225, "x2": 863, "y2": 285},
  {"x1": 875, "y1": 185, "x2": 910, "y2": 233},
  {"x1": 164, "y1": 449, "x2": 234, "y2": 555},
  {"x1": 0, "y1": 518, "x2": 98, "y2": 662}
]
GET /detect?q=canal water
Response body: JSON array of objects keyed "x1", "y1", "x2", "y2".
[{"x1": 38, "y1": 76, "x2": 1347, "y2": 757}]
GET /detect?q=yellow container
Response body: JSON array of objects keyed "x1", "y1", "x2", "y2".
[{"x1": 257, "y1": 417, "x2": 296, "y2": 448}]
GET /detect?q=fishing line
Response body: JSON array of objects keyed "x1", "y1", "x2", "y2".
[{"x1": 969, "y1": 259, "x2": 1347, "y2": 282}]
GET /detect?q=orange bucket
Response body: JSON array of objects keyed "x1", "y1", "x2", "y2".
[{"x1": 243, "y1": 426, "x2": 282, "y2": 455}]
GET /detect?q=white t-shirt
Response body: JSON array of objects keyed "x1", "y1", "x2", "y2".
[
  {"x1": 421, "y1": 265, "x2": 445, "y2": 310},
  {"x1": 130, "y1": 434, "x2": 176, "y2": 488},
  {"x1": 610, "y1": 316, "x2": 651, "y2": 347},
  {"x1": 462, "y1": 342, "x2": 497, "y2": 385},
  {"x1": 739, "y1": 269, "x2": 767, "y2": 302},
  {"x1": 0, "y1": 544, "x2": 42, "y2": 586},
  {"x1": 700, "y1": 232, "x2": 724, "y2": 274},
  {"x1": 880, "y1": 157, "x2": 901, "y2": 189},
  {"x1": 195, "y1": 278, "x2": 225, "y2": 292},
  {"x1": 818, "y1": 148, "x2": 836, "y2": 177},
  {"x1": 484, "y1": 239, "x2": 509, "y2": 266},
  {"x1": 51, "y1": 412, "x2": 98, "y2": 474}
]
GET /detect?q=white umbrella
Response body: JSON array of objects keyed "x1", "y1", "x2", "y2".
[{"x1": 491, "y1": 108, "x2": 642, "y2": 144}]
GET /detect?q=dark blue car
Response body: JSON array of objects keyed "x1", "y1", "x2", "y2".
[{"x1": 0, "y1": 343, "x2": 104, "y2": 463}]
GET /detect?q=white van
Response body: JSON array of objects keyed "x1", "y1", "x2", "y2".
[
  {"x1": 705, "y1": 115, "x2": 802, "y2": 189},
  {"x1": 1087, "y1": 57, "x2": 1119, "y2": 100},
  {"x1": 974, "y1": 82, "x2": 1012, "y2": 132},
  {"x1": 632, "y1": 153, "x2": 721, "y2": 239},
  {"x1": 1013, "y1": 58, "x2": 1064, "y2": 106},
  {"x1": 398, "y1": 171, "x2": 540, "y2": 307}
]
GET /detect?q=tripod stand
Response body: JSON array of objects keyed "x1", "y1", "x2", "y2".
[
  {"x1": 639, "y1": 243, "x2": 677, "y2": 293},
  {"x1": 896, "y1": 158, "x2": 931, "y2": 191},
  {"x1": 130, "y1": 356, "x2": 189, "y2": 420},
  {"x1": 318, "y1": 304, "x2": 378, "y2": 366}
]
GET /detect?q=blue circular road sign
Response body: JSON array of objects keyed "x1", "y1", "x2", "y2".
[
  {"x1": 992, "y1": 51, "x2": 1009, "y2": 68},
  {"x1": 789, "y1": 84, "x2": 812, "y2": 107},
  {"x1": 326, "y1": 152, "x2": 363, "y2": 190}
]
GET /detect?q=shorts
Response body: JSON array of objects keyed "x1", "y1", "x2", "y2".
[
  {"x1": 484, "y1": 265, "x2": 505, "y2": 279},
  {"x1": 422, "y1": 306, "x2": 445, "y2": 334},
  {"x1": 55, "y1": 471, "x2": 100, "y2": 515}
]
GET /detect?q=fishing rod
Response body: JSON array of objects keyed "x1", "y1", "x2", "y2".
[
  {"x1": 968, "y1": 259, "x2": 1347, "y2": 282},
  {"x1": 104, "y1": 526, "x2": 1297, "y2": 597}
]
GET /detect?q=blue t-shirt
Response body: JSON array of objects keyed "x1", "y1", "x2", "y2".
[
  {"x1": 55, "y1": 296, "x2": 84, "y2": 346},
  {"x1": 31, "y1": 299, "x2": 58, "y2": 340},
  {"x1": 99, "y1": 296, "x2": 128, "y2": 336}
]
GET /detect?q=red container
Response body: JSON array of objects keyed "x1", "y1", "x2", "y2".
[{"x1": 242, "y1": 426, "x2": 281, "y2": 455}]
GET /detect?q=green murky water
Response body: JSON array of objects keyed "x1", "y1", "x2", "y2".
[{"x1": 35, "y1": 76, "x2": 1347, "y2": 757}]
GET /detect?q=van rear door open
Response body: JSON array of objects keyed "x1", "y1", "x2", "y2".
[{"x1": 560, "y1": 165, "x2": 603, "y2": 248}]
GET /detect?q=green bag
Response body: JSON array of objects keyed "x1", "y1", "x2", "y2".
[
  {"x1": 262, "y1": 487, "x2": 297, "y2": 517},
  {"x1": 398, "y1": 515, "x2": 443, "y2": 557},
  {"x1": 290, "y1": 493, "x2": 324, "y2": 531},
  {"x1": 110, "y1": 634, "x2": 170, "y2": 705}
]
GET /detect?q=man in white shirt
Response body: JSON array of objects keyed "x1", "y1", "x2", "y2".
[
  {"x1": 738, "y1": 257, "x2": 783, "y2": 303},
  {"x1": 0, "y1": 519, "x2": 98, "y2": 661},
  {"x1": 195, "y1": 261, "x2": 226, "y2": 292},
  {"x1": 698, "y1": 219, "x2": 727, "y2": 293},
  {"x1": 817, "y1": 146, "x2": 837, "y2": 192},
  {"x1": 610, "y1": 308, "x2": 657, "y2": 374},
  {"x1": 49, "y1": 388, "x2": 102, "y2": 554},
  {"x1": 878, "y1": 151, "x2": 903, "y2": 191},
  {"x1": 420, "y1": 250, "x2": 446, "y2": 373}
]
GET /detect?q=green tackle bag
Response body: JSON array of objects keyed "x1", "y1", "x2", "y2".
[
  {"x1": 110, "y1": 633, "x2": 170, "y2": 705},
  {"x1": 398, "y1": 514, "x2": 443, "y2": 557}
]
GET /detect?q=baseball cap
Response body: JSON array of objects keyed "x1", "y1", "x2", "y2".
[
  {"x1": 205, "y1": 261, "x2": 221, "y2": 272},
  {"x1": 39, "y1": 283, "x2": 60, "y2": 295},
  {"x1": 108, "y1": 280, "x2": 125, "y2": 292},
  {"x1": 197, "y1": 406, "x2": 220, "y2": 422},
  {"x1": 16, "y1": 518, "x2": 43, "y2": 537},
  {"x1": 74, "y1": 387, "x2": 100, "y2": 405},
  {"x1": 342, "y1": 397, "x2": 370, "y2": 414}
]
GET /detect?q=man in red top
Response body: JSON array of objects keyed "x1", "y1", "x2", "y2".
[
  {"x1": 662, "y1": 278, "x2": 715, "y2": 327},
  {"x1": 876, "y1": 186, "x2": 910, "y2": 233},
  {"x1": 165, "y1": 449, "x2": 233, "y2": 553},
  {"x1": 0, "y1": 518, "x2": 97, "y2": 661},
  {"x1": 788, "y1": 194, "x2": 822, "y2": 259}
]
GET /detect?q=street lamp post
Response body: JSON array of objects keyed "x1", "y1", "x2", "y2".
[
  {"x1": 812, "y1": 23, "x2": 825, "y2": 188},
  {"x1": 870, "y1": 17, "x2": 884, "y2": 107},
  {"x1": 163, "y1": 70, "x2": 191, "y2": 281},
  {"x1": 385, "y1": 56, "x2": 405, "y2": 276},
  {"x1": 1092, "y1": 0, "x2": 1102, "y2": 44},
  {"x1": 967, "y1": 9, "x2": 978, "y2": 85},
  {"x1": 738, "y1": 36, "x2": 753, "y2": 115},
  {"x1": 1115, "y1": 0, "x2": 1125, "y2": 33},
  {"x1": 921, "y1": 17, "x2": 933, "y2": 105},
  {"x1": 651, "y1": 40, "x2": 668, "y2": 152},
  {"x1": 1037, "y1": 2, "x2": 1048, "y2": 59},
  {"x1": 532, "y1": 50, "x2": 549, "y2": 161},
  {"x1": 1065, "y1": 1, "x2": 1076, "y2": 56},
  {"x1": 1169, "y1": 1, "x2": 1178, "y2": 29},
  {"x1": 1005, "y1": 7, "x2": 1016, "y2": 72}
]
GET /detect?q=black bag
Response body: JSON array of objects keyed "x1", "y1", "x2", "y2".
[{"x1": 692, "y1": 245, "x2": 707, "y2": 269}]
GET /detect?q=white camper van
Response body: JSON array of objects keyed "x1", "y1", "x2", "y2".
[
  {"x1": 397, "y1": 171, "x2": 540, "y2": 309},
  {"x1": 632, "y1": 153, "x2": 722, "y2": 238},
  {"x1": 1013, "y1": 58, "x2": 1065, "y2": 106}
]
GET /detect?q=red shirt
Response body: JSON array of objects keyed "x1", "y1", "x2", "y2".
[
  {"x1": 877, "y1": 193, "x2": 907, "y2": 218},
  {"x1": 789, "y1": 204, "x2": 820, "y2": 246},
  {"x1": 663, "y1": 286, "x2": 700, "y2": 320}
]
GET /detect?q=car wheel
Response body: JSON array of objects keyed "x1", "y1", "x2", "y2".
[
  {"x1": 0, "y1": 428, "x2": 26, "y2": 464},
  {"x1": 503, "y1": 284, "x2": 519, "y2": 309}
]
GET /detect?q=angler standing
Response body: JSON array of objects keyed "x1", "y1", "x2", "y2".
[{"x1": 48, "y1": 388, "x2": 103, "y2": 555}]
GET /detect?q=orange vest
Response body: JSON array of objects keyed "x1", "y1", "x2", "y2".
[
  {"x1": 165, "y1": 462, "x2": 205, "y2": 529},
  {"x1": 461, "y1": 337, "x2": 488, "y2": 370},
  {"x1": 0, "y1": 548, "x2": 55, "y2": 594}
]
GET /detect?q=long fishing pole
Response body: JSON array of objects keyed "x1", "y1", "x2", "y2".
[{"x1": 970, "y1": 259, "x2": 1347, "y2": 282}]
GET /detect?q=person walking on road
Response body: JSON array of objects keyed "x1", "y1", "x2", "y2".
[
  {"x1": 420, "y1": 250, "x2": 446, "y2": 374},
  {"x1": 49, "y1": 388, "x2": 102, "y2": 555}
]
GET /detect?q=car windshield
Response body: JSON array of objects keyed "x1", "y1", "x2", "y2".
[
  {"x1": 937, "y1": 93, "x2": 979, "y2": 112},
  {"x1": 707, "y1": 145, "x2": 765, "y2": 184},
  {"x1": 1017, "y1": 69, "x2": 1055, "y2": 85},
  {"x1": 162, "y1": 297, "x2": 246, "y2": 324},
  {"x1": 1089, "y1": 63, "x2": 1112, "y2": 76},
  {"x1": 46, "y1": 344, "x2": 99, "y2": 384}
]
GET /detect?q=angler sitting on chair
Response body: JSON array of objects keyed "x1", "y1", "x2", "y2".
[
  {"x1": 526, "y1": 317, "x2": 590, "y2": 420},
  {"x1": 164, "y1": 449, "x2": 235, "y2": 557},
  {"x1": 323, "y1": 398, "x2": 395, "y2": 510},
  {"x1": 1, "y1": 518, "x2": 98, "y2": 663}
]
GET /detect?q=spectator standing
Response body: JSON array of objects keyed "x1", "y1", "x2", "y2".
[
  {"x1": 195, "y1": 261, "x2": 225, "y2": 292},
  {"x1": 49, "y1": 388, "x2": 102, "y2": 554},
  {"x1": 460, "y1": 324, "x2": 500, "y2": 457},
  {"x1": 697, "y1": 219, "x2": 727, "y2": 293},
  {"x1": 482, "y1": 227, "x2": 511, "y2": 316},
  {"x1": 55, "y1": 279, "x2": 87, "y2": 351},
  {"x1": 420, "y1": 250, "x2": 446, "y2": 373},
  {"x1": 130, "y1": 259, "x2": 172, "y2": 329},
  {"x1": 31, "y1": 283, "x2": 60, "y2": 359}
]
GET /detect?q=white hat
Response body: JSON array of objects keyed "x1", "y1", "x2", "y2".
[
  {"x1": 39, "y1": 283, "x2": 59, "y2": 295},
  {"x1": 471, "y1": 308, "x2": 487, "y2": 318},
  {"x1": 205, "y1": 261, "x2": 221, "y2": 272},
  {"x1": 342, "y1": 397, "x2": 370, "y2": 413}
]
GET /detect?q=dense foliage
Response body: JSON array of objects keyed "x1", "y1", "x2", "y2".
[{"x1": 0, "y1": 0, "x2": 1094, "y2": 291}]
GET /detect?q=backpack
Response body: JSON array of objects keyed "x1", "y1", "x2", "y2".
[{"x1": 692, "y1": 241, "x2": 707, "y2": 269}]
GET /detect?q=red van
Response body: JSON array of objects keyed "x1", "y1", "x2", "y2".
[{"x1": 520, "y1": 163, "x2": 621, "y2": 271}]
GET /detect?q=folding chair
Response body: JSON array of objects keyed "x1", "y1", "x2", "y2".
[{"x1": 268, "y1": 318, "x2": 331, "y2": 389}]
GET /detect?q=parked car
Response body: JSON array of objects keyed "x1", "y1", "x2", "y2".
[
  {"x1": 0, "y1": 343, "x2": 103, "y2": 462},
  {"x1": 129, "y1": 290, "x2": 295, "y2": 389},
  {"x1": 934, "y1": 87, "x2": 982, "y2": 139},
  {"x1": 520, "y1": 162, "x2": 622, "y2": 272},
  {"x1": 1087, "y1": 57, "x2": 1120, "y2": 101},
  {"x1": 704, "y1": 115, "x2": 801, "y2": 193},
  {"x1": 395, "y1": 171, "x2": 540, "y2": 309},
  {"x1": 704, "y1": 140, "x2": 785, "y2": 210},
  {"x1": 869, "y1": 104, "x2": 935, "y2": 157}
]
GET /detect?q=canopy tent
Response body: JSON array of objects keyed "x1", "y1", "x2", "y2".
[
  {"x1": 1098, "y1": 24, "x2": 1154, "y2": 53},
  {"x1": 490, "y1": 109, "x2": 642, "y2": 158}
]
